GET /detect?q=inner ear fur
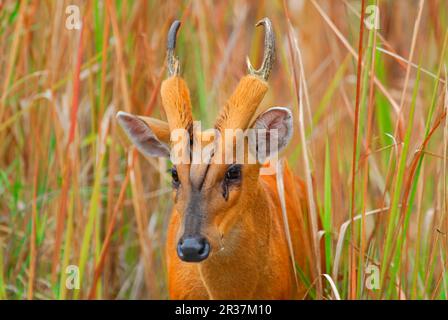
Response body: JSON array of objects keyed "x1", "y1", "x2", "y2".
[
  {"x1": 137, "y1": 115, "x2": 170, "y2": 144},
  {"x1": 116, "y1": 111, "x2": 171, "y2": 158},
  {"x1": 250, "y1": 106, "x2": 294, "y2": 160}
]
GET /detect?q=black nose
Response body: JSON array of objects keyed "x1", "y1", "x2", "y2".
[{"x1": 177, "y1": 236, "x2": 210, "y2": 262}]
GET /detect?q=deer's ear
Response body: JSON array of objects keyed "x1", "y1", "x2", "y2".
[
  {"x1": 116, "y1": 111, "x2": 170, "y2": 158},
  {"x1": 250, "y1": 107, "x2": 293, "y2": 161}
]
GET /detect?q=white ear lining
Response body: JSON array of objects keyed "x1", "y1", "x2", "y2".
[
  {"x1": 265, "y1": 107, "x2": 293, "y2": 150},
  {"x1": 254, "y1": 106, "x2": 293, "y2": 152},
  {"x1": 248, "y1": 107, "x2": 294, "y2": 164},
  {"x1": 116, "y1": 111, "x2": 170, "y2": 158}
]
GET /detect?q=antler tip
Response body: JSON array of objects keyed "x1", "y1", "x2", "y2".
[
  {"x1": 255, "y1": 17, "x2": 269, "y2": 27},
  {"x1": 167, "y1": 20, "x2": 181, "y2": 50},
  {"x1": 246, "y1": 17, "x2": 275, "y2": 81},
  {"x1": 167, "y1": 20, "x2": 182, "y2": 77}
]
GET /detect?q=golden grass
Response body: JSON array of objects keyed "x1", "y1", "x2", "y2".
[{"x1": 0, "y1": 0, "x2": 447, "y2": 299}]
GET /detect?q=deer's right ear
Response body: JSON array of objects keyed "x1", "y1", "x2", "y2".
[{"x1": 116, "y1": 111, "x2": 170, "y2": 158}]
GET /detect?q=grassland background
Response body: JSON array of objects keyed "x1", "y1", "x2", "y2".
[{"x1": 0, "y1": 0, "x2": 447, "y2": 299}]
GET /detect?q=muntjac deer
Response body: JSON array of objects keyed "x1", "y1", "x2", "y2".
[{"x1": 117, "y1": 18, "x2": 316, "y2": 299}]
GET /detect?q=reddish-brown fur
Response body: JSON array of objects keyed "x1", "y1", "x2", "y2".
[
  {"x1": 119, "y1": 73, "x2": 316, "y2": 299},
  {"x1": 117, "y1": 18, "x2": 315, "y2": 300},
  {"x1": 166, "y1": 161, "x2": 314, "y2": 299}
]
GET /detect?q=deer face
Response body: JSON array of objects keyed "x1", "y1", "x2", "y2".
[{"x1": 117, "y1": 18, "x2": 293, "y2": 263}]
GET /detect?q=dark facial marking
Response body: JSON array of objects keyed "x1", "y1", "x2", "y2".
[
  {"x1": 222, "y1": 164, "x2": 242, "y2": 200},
  {"x1": 222, "y1": 182, "x2": 229, "y2": 201},
  {"x1": 198, "y1": 163, "x2": 211, "y2": 191},
  {"x1": 171, "y1": 166, "x2": 180, "y2": 189},
  {"x1": 183, "y1": 191, "x2": 204, "y2": 237},
  {"x1": 190, "y1": 148, "x2": 215, "y2": 191}
]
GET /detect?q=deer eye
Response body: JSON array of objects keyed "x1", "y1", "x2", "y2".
[
  {"x1": 225, "y1": 164, "x2": 242, "y2": 182},
  {"x1": 171, "y1": 167, "x2": 180, "y2": 188}
]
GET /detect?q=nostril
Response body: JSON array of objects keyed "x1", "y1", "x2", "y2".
[
  {"x1": 176, "y1": 240, "x2": 184, "y2": 259},
  {"x1": 198, "y1": 238, "x2": 205, "y2": 256},
  {"x1": 198, "y1": 241, "x2": 205, "y2": 255},
  {"x1": 197, "y1": 238, "x2": 210, "y2": 257}
]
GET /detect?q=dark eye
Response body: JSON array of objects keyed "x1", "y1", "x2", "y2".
[
  {"x1": 171, "y1": 167, "x2": 180, "y2": 187},
  {"x1": 225, "y1": 164, "x2": 241, "y2": 182}
]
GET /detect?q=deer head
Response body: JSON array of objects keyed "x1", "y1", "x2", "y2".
[{"x1": 117, "y1": 18, "x2": 293, "y2": 263}]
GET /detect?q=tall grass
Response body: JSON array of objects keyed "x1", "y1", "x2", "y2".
[{"x1": 0, "y1": 0, "x2": 447, "y2": 299}]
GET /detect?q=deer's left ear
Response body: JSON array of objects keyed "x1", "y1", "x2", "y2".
[
  {"x1": 117, "y1": 111, "x2": 170, "y2": 158},
  {"x1": 250, "y1": 107, "x2": 293, "y2": 160}
]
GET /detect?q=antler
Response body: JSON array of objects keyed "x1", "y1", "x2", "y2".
[
  {"x1": 215, "y1": 18, "x2": 275, "y2": 131},
  {"x1": 246, "y1": 18, "x2": 275, "y2": 81},
  {"x1": 160, "y1": 20, "x2": 193, "y2": 133},
  {"x1": 167, "y1": 20, "x2": 181, "y2": 76}
]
